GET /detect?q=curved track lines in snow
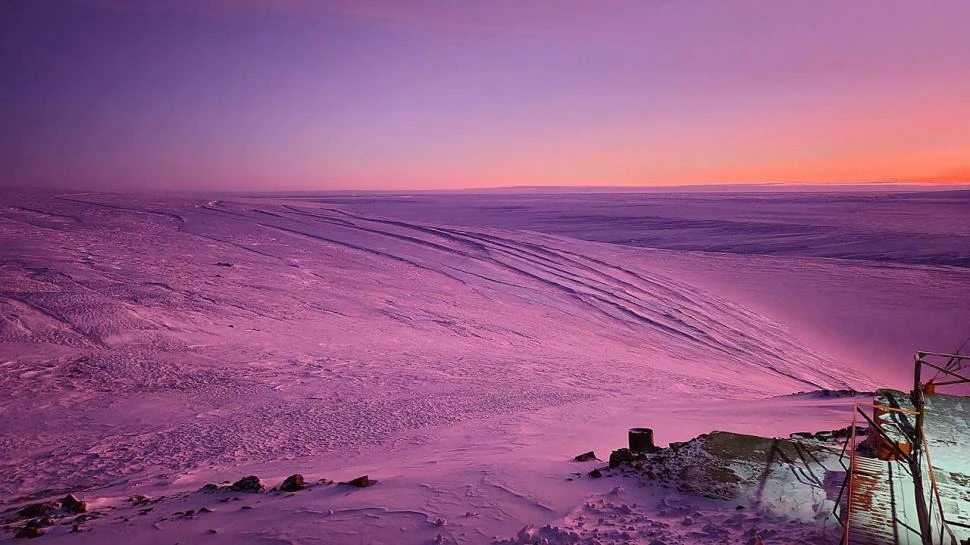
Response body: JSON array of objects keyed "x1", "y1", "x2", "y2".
[{"x1": 0, "y1": 191, "x2": 885, "y2": 500}]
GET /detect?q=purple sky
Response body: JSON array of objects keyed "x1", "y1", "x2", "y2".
[{"x1": 3, "y1": 0, "x2": 970, "y2": 191}]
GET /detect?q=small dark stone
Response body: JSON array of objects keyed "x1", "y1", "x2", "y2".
[
  {"x1": 230, "y1": 476, "x2": 263, "y2": 493},
  {"x1": 129, "y1": 495, "x2": 150, "y2": 505},
  {"x1": 15, "y1": 526, "x2": 43, "y2": 538},
  {"x1": 346, "y1": 475, "x2": 371, "y2": 488},
  {"x1": 215, "y1": 262, "x2": 233, "y2": 267},
  {"x1": 62, "y1": 494, "x2": 87, "y2": 514},
  {"x1": 200, "y1": 483, "x2": 221, "y2": 493},
  {"x1": 573, "y1": 451, "x2": 597, "y2": 462},
  {"x1": 588, "y1": 468, "x2": 602, "y2": 479},
  {"x1": 280, "y1": 474, "x2": 305, "y2": 492}
]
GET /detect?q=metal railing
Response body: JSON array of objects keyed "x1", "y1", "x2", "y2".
[
  {"x1": 920, "y1": 426, "x2": 958, "y2": 545},
  {"x1": 838, "y1": 407, "x2": 859, "y2": 545}
]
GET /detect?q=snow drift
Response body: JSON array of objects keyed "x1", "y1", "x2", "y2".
[{"x1": 1, "y1": 188, "x2": 968, "y2": 543}]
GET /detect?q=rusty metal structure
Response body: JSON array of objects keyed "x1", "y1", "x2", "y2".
[{"x1": 835, "y1": 351, "x2": 970, "y2": 545}]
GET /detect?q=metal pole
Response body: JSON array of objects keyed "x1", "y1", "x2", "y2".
[{"x1": 911, "y1": 355, "x2": 932, "y2": 545}]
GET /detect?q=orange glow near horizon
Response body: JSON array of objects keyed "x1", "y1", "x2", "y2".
[{"x1": 3, "y1": 1, "x2": 970, "y2": 191}]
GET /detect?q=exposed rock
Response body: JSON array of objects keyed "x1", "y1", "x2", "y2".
[
  {"x1": 280, "y1": 474, "x2": 305, "y2": 491},
  {"x1": 215, "y1": 262, "x2": 233, "y2": 267},
  {"x1": 230, "y1": 476, "x2": 263, "y2": 493},
  {"x1": 62, "y1": 494, "x2": 87, "y2": 513},
  {"x1": 789, "y1": 425, "x2": 867, "y2": 442},
  {"x1": 588, "y1": 468, "x2": 603, "y2": 478},
  {"x1": 199, "y1": 483, "x2": 221, "y2": 493},
  {"x1": 16, "y1": 503, "x2": 53, "y2": 518},
  {"x1": 608, "y1": 448, "x2": 637, "y2": 468},
  {"x1": 638, "y1": 431, "x2": 834, "y2": 504},
  {"x1": 15, "y1": 525, "x2": 43, "y2": 538},
  {"x1": 129, "y1": 495, "x2": 150, "y2": 505},
  {"x1": 345, "y1": 475, "x2": 371, "y2": 488},
  {"x1": 573, "y1": 451, "x2": 597, "y2": 462}
]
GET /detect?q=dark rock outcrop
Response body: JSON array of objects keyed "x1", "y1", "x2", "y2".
[
  {"x1": 129, "y1": 495, "x2": 150, "y2": 505},
  {"x1": 62, "y1": 494, "x2": 87, "y2": 514},
  {"x1": 345, "y1": 475, "x2": 371, "y2": 488},
  {"x1": 608, "y1": 448, "x2": 637, "y2": 468},
  {"x1": 573, "y1": 451, "x2": 597, "y2": 462},
  {"x1": 230, "y1": 476, "x2": 264, "y2": 493},
  {"x1": 15, "y1": 526, "x2": 43, "y2": 539},
  {"x1": 16, "y1": 503, "x2": 53, "y2": 518},
  {"x1": 280, "y1": 474, "x2": 305, "y2": 492}
]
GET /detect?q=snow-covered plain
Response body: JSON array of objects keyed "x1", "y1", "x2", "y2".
[{"x1": 1, "y1": 188, "x2": 969, "y2": 544}]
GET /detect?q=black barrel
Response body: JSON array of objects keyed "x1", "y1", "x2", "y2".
[{"x1": 628, "y1": 427, "x2": 655, "y2": 452}]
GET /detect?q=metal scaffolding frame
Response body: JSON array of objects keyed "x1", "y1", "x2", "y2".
[{"x1": 836, "y1": 350, "x2": 970, "y2": 545}]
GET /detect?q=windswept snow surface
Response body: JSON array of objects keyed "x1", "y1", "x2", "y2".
[{"x1": 1, "y1": 188, "x2": 968, "y2": 544}]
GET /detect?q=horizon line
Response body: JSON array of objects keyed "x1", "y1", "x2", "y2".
[{"x1": 5, "y1": 180, "x2": 970, "y2": 197}]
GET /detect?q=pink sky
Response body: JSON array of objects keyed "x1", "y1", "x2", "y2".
[{"x1": 2, "y1": 0, "x2": 970, "y2": 190}]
